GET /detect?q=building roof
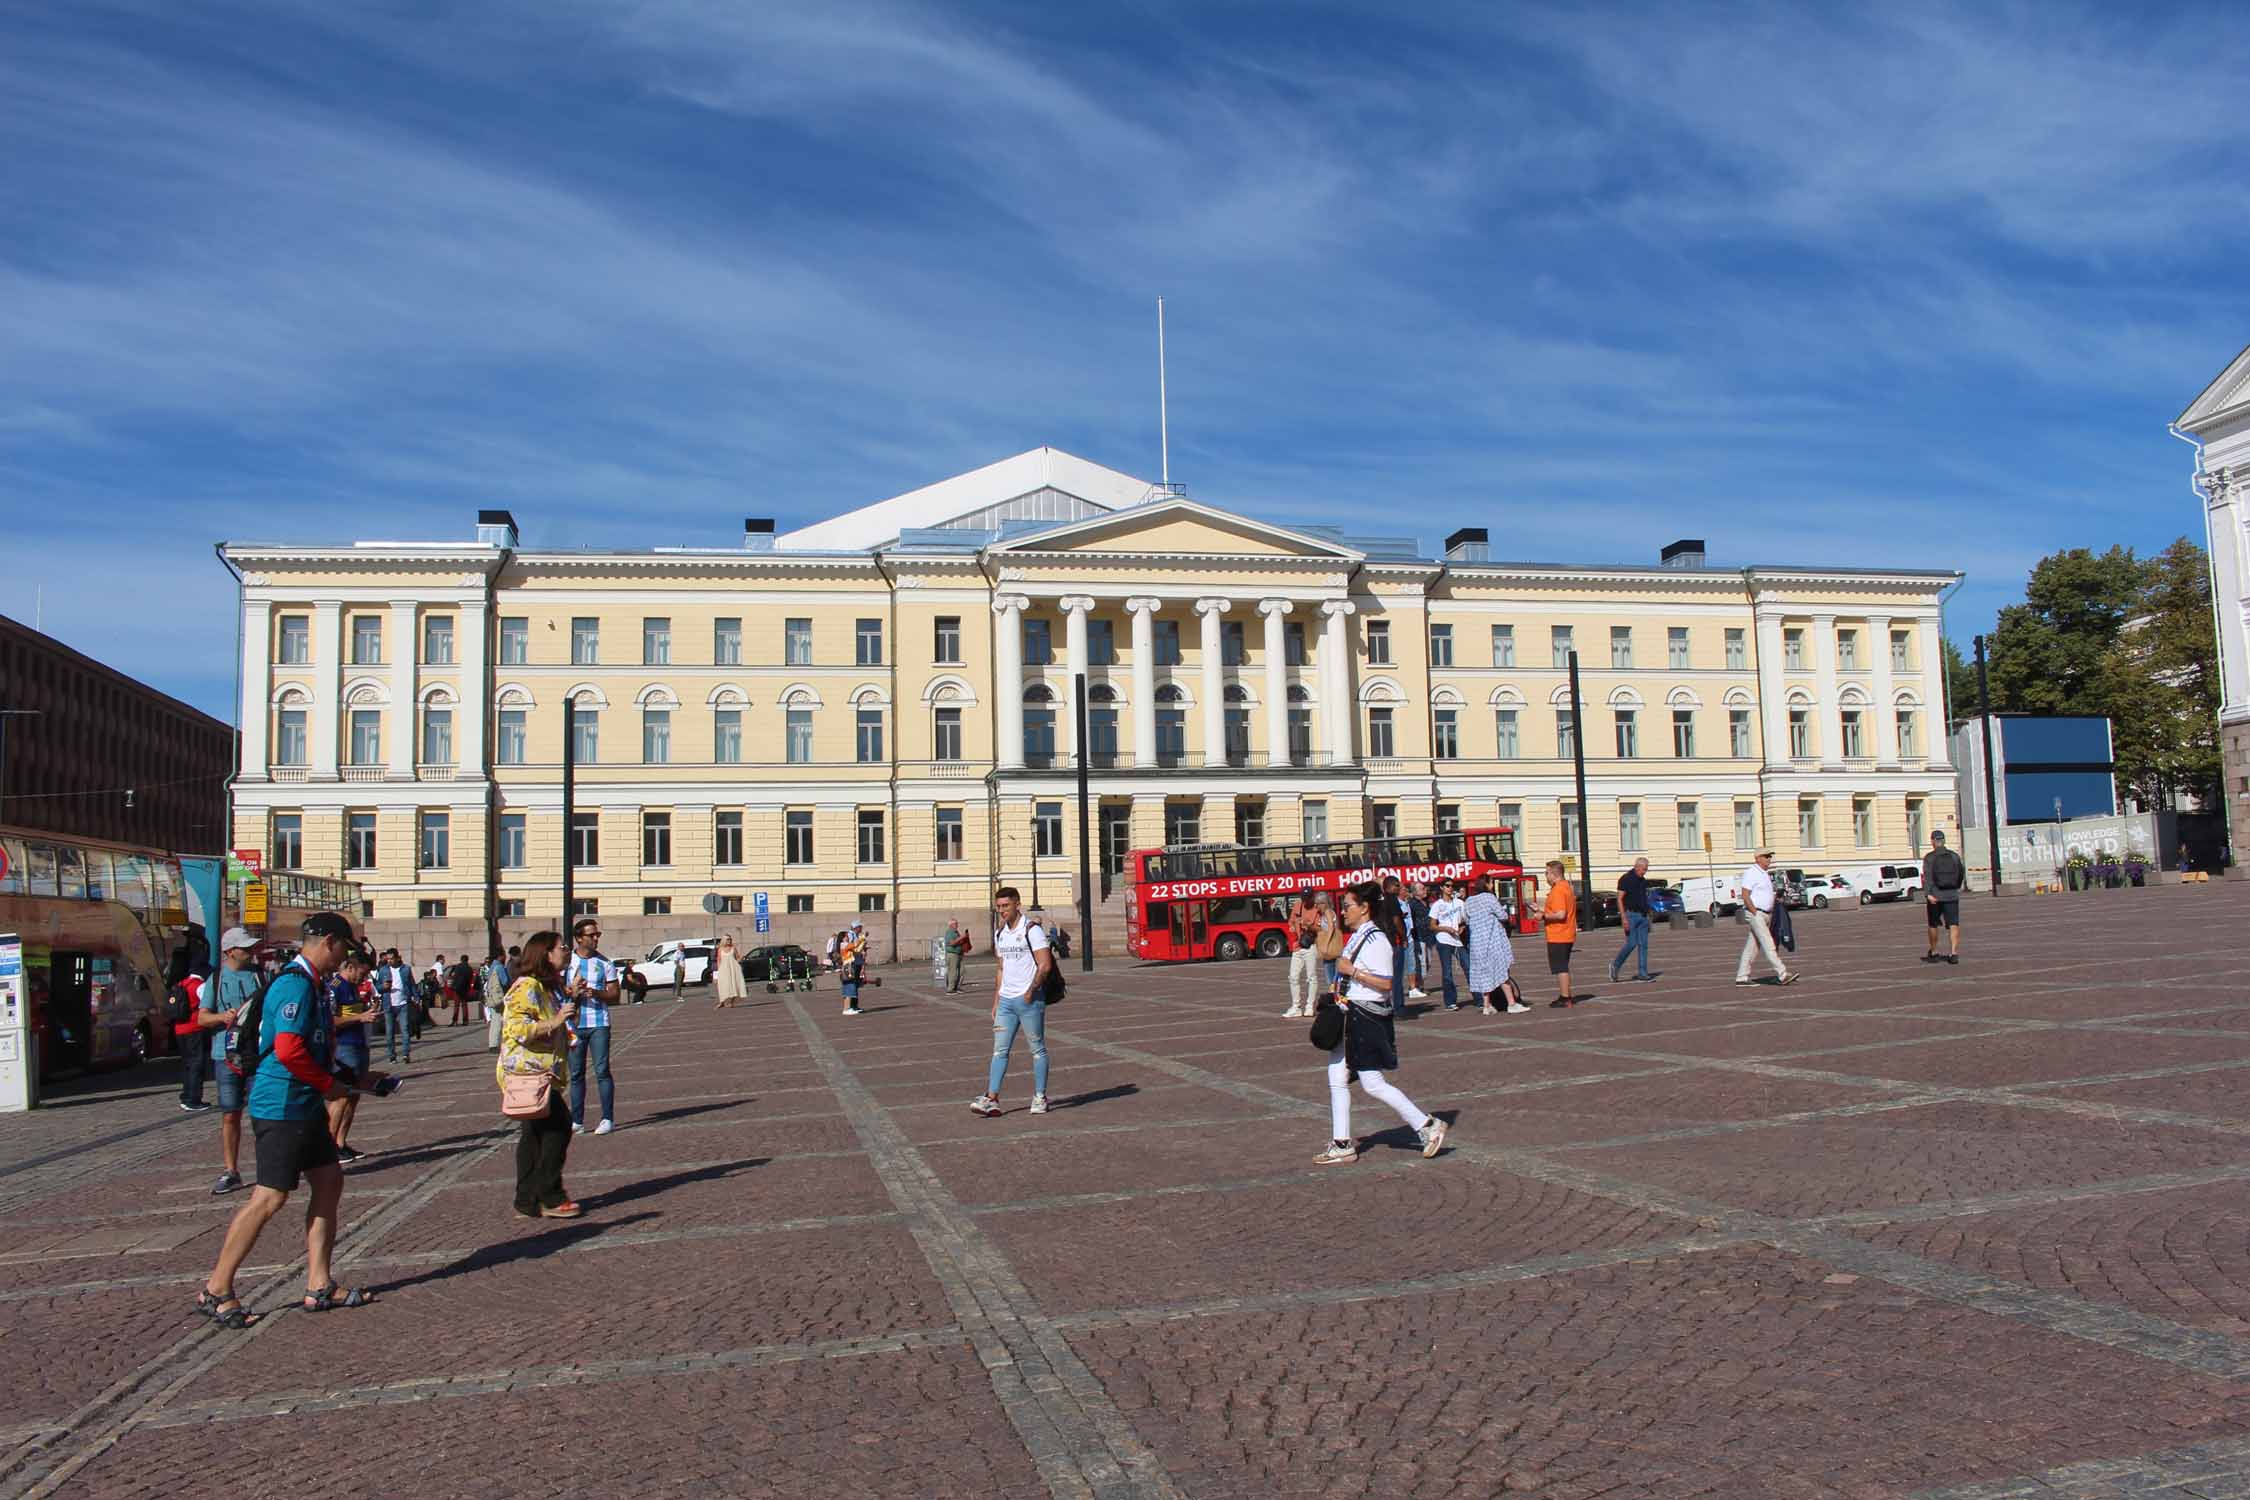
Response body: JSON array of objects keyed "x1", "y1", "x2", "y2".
[
  {"x1": 772, "y1": 447, "x2": 1153, "y2": 551},
  {"x1": 2178, "y1": 343, "x2": 2250, "y2": 431}
]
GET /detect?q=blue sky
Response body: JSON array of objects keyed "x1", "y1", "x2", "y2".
[{"x1": 5, "y1": 0, "x2": 2247, "y2": 722}]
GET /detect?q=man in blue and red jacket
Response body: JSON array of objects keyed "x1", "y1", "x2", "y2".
[{"x1": 196, "y1": 912, "x2": 386, "y2": 1328}]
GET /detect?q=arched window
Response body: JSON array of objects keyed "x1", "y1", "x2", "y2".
[{"x1": 1023, "y1": 682, "x2": 1057, "y2": 704}]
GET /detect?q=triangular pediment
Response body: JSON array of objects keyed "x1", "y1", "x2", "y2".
[
  {"x1": 991, "y1": 497, "x2": 1365, "y2": 561},
  {"x1": 2179, "y1": 343, "x2": 2250, "y2": 431}
]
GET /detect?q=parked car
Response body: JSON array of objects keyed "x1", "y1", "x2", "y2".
[
  {"x1": 638, "y1": 940, "x2": 714, "y2": 987},
  {"x1": 1840, "y1": 862, "x2": 1923, "y2": 904},
  {"x1": 1677, "y1": 874, "x2": 1744, "y2": 916},
  {"x1": 1798, "y1": 873, "x2": 1856, "y2": 909},
  {"x1": 742, "y1": 943, "x2": 815, "y2": 981},
  {"x1": 1647, "y1": 881, "x2": 1685, "y2": 922}
]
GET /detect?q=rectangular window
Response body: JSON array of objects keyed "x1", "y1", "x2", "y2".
[
  {"x1": 1840, "y1": 709, "x2": 1865, "y2": 758},
  {"x1": 785, "y1": 810, "x2": 814, "y2": 865},
  {"x1": 642, "y1": 811, "x2": 671, "y2": 867},
  {"x1": 643, "y1": 897, "x2": 671, "y2": 917},
  {"x1": 1798, "y1": 797, "x2": 1822, "y2": 847},
  {"x1": 642, "y1": 709, "x2": 671, "y2": 764},
  {"x1": 1287, "y1": 707, "x2": 1312, "y2": 764},
  {"x1": 858, "y1": 893, "x2": 886, "y2": 913},
  {"x1": 1495, "y1": 708, "x2": 1520, "y2": 758},
  {"x1": 1891, "y1": 629, "x2": 1912, "y2": 674},
  {"x1": 855, "y1": 618, "x2": 883, "y2": 666},
  {"x1": 1024, "y1": 710, "x2": 1056, "y2": 767},
  {"x1": 857, "y1": 809, "x2": 886, "y2": 865},
  {"x1": 1155, "y1": 709, "x2": 1186, "y2": 765},
  {"x1": 347, "y1": 812, "x2": 377, "y2": 869},
  {"x1": 856, "y1": 709, "x2": 884, "y2": 764},
  {"x1": 1788, "y1": 709, "x2": 1811, "y2": 759},
  {"x1": 1905, "y1": 798, "x2": 1926, "y2": 849},
  {"x1": 1365, "y1": 619, "x2": 1391, "y2": 665},
  {"x1": 786, "y1": 894, "x2": 813, "y2": 914},
  {"x1": 1492, "y1": 623, "x2": 1515, "y2": 667},
  {"x1": 714, "y1": 617, "x2": 742, "y2": 665},
  {"x1": 571, "y1": 617, "x2": 599, "y2": 665},
  {"x1": 1551, "y1": 625, "x2": 1574, "y2": 670},
  {"x1": 1302, "y1": 799, "x2": 1328, "y2": 843},
  {"x1": 934, "y1": 708, "x2": 963, "y2": 761},
  {"x1": 1677, "y1": 800, "x2": 1701, "y2": 852},
  {"x1": 499, "y1": 898, "x2": 526, "y2": 919},
  {"x1": 278, "y1": 614, "x2": 309, "y2": 664},
  {"x1": 786, "y1": 708, "x2": 813, "y2": 764},
  {"x1": 1433, "y1": 709, "x2": 1458, "y2": 759},
  {"x1": 1371, "y1": 803, "x2": 1398, "y2": 840},
  {"x1": 643, "y1": 617, "x2": 670, "y2": 665},
  {"x1": 276, "y1": 710, "x2": 308, "y2": 767},
  {"x1": 1088, "y1": 618, "x2": 1115, "y2": 666},
  {"x1": 1221, "y1": 619, "x2": 1246, "y2": 666},
  {"x1": 570, "y1": 898, "x2": 599, "y2": 918},
  {"x1": 419, "y1": 899, "x2": 448, "y2": 919},
  {"x1": 569, "y1": 811, "x2": 599, "y2": 868},
  {"x1": 1898, "y1": 708, "x2": 1920, "y2": 758},
  {"x1": 1154, "y1": 619, "x2": 1182, "y2": 666},
  {"x1": 1034, "y1": 801, "x2": 1063, "y2": 858},
  {"x1": 1366, "y1": 707, "x2": 1395, "y2": 758},
  {"x1": 1783, "y1": 628, "x2": 1804, "y2": 670},
  {"x1": 1853, "y1": 796, "x2": 1875, "y2": 848},
  {"x1": 1560, "y1": 801, "x2": 1580, "y2": 853},
  {"x1": 423, "y1": 615, "x2": 454, "y2": 665},
  {"x1": 499, "y1": 812, "x2": 526, "y2": 869},
  {"x1": 348, "y1": 709, "x2": 382, "y2": 766},
  {"x1": 1223, "y1": 707, "x2": 1250, "y2": 765},
  {"x1": 714, "y1": 811, "x2": 743, "y2": 866},
  {"x1": 1236, "y1": 800, "x2": 1266, "y2": 847},
  {"x1": 1557, "y1": 709, "x2": 1576, "y2": 760},
  {"x1": 1729, "y1": 708, "x2": 1753, "y2": 758},
  {"x1": 933, "y1": 616, "x2": 961, "y2": 663},
  {"x1": 1285, "y1": 622, "x2": 1307, "y2": 666},
  {"x1": 1435, "y1": 802, "x2": 1461, "y2": 835},
  {"x1": 1838, "y1": 630, "x2": 1859, "y2": 672},
  {"x1": 1619, "y1": 801, "x2": 1643, "y2": 852},
  {"x1": 1668, "y1": 627, "x2": 1690, "y2": 669},
  {"x1": 1497, "y1": 801, "x2": 1523, "y2": 836},
  {"x1": 1725, "y1": 627, "x2": 1746, "y2": 670},
  {"x1": 418, "y1": 811, "x2": 449, "y2": 870},
  {"x1": 1090, "y1": 708, "x2": 1119, "y2": 764},
  {"x1": 1671, "y1": 709, "x2": 1695, "y2": 758},
  {"x1": 499, "y1": 616, "x2": 528, "y2": 665},
  {"x1": 272, "y1": 813, "x2": 302, "y2": 869},
  {"x1": 1610, "y1": 626, "x2": 1633, "y2": 669},
  {"x1": 1734, "y1": 800, "x2": 1757, "y2": 849},
  {"x1": 352, "y1": 616, "x2": 383, "y2": 665},
  {"x1": 785, "y1": 618, "x2": 812, "y2": 665},
  {"x1": 713, "y1": 709, "x2": 742, "y2": 764},
  {"x1": 1429, "y1": 623, "x2": 1453, "y2": 667},
  {"x1": 1023, "y1": 617, "x2": 1053, "y2": 666},
  {"x1": 1615, "y1": 710, "x2": 1639, "y2": 758},
  {"x1": 935, "y1": 807, "x2": 964, "y2": 862},
  {"x1": 421, "y1": 708, "x2": 453, "y2": 766},
  {"x1": 570, "y1": 706, "x2": 598, "y2": 764},
  {"x1": 1165, "y1": 803, "x2": 1200, "y2": 846}
]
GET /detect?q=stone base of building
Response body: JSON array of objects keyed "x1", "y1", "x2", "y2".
[{"x1": 2225, "y1": 720, "x2": 2250, "y2": 866}]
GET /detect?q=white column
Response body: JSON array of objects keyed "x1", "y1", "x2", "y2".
[
  {"x1": 1916, "y1": 614, "x2": 1950, "y2": 766},
  {"x1": 1753, "y1": 607, "x2": 1787, "y2": 767},
  {"x1": 1059, "y1": 596, "x2": 1093, "y2": 761},
  {"x1": 388, "y1": 600, "x2": 419, "y2": 777},
  {"x1": 992, "y1": 594, "x2": 1029, "y2": 770},
  {"x1": 1196, "y1": 598, "x2": 1231, "y2": 766},
  {"x1": 312, "y1": 602, "x2": 342, "y2": 779},
  {"x1": 1321, "y1": 600, "x2": 1356, "y2": 764},
  {"x1": 1127, "y1": 598, "x2": 1160, "y2": 767},
  {"x1": 1259, "y1": 599, "x2": 1291, "y2": 767},
  {"x1": 239, "y1": 600, "x2": 272, "y2": 779},
  {"x1": 1811, "y1": 611, "x2": 1840, "y2": 767},
  {"x1": 1867, "y1": 612, "x2": 1896, "y2": 766},
  {"x1": 460, "y1": 596, "x2": 490, "y2": 775}
]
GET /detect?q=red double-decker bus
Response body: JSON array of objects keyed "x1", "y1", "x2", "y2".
[{"x1": 1124, "y1": 828, "x2": 1536, "y2": 963}]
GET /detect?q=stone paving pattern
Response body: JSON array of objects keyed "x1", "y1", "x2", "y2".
[{"x1": 2, "y1": 884, "x2": 2250, "y2": 1496}]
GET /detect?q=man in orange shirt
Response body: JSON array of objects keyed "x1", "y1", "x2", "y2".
[{"x1": 1541, "y1": 859, "x2": 1579, "y2": 1008}]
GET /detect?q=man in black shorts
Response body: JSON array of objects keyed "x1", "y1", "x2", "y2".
[
  {"x1": 196, "y1": 912, "x2": 385, "y2": 1328},
  {"x1": 1921, "y1": 828, "x2": 1966, "y2": 965}
]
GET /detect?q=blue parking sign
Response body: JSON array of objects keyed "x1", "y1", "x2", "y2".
[{"x1": 753, "y1": 891, "x2": 770, "y2": 935}]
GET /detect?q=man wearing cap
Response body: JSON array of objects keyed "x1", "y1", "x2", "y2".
[
  {"x1": 197, "y1": 912, "x2": 383, "y2": 1328},
  {"x1": 1921, "y1": 828, "x2": 1967, "y2": 965},
  {"x1": 839, "y1": 920, "x2": 868, "y2": 1015},
  {"x1": 1734, "y1": 851, "x2": 1799, "y2": 987},
  {"x1": 198, "y1": 928, "x2": 262, "y2": 1193}
]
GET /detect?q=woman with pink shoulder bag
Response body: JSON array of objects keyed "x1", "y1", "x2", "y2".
[{"x1": 497, "y1": 931, "x2": 581, "y2": 1219}]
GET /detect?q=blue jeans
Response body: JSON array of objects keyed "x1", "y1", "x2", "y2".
[
  {"x1": 385, "y1": 1008, "x2": 411, "y2": 1061},
  {"x1": 987, "y1": 994, "x2": 1049, "y2": 1096},
  {"x1": 1435, "y1": 943, "x2": 1462, "y2": 1007},
  {"x1": 1612, "y1": 912, "x2": 1651, "y2": 980},
  {"x1": 569, "y1": 1027, "x2": 615, "y2": 1125}
]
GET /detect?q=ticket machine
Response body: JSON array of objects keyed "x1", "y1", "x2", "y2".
[{"x1": 0, "y1": 934, "x2": 35, "y2": 1111}]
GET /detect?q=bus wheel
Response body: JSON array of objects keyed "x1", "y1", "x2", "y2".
[
  {"x1": 1215, "y1": 933, "x2": 1249, "y2": 961},
  {"x1": 1255, "y1": 930, "x2": 1287, "y2": 959}
]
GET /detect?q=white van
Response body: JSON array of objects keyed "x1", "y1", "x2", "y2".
[
  {"x1": 1677, "y1": 873, "x2": 1744, "y2": 916},
  {"x1": 1838, "y1": 862, "x2": 1922, "y2": 904}
]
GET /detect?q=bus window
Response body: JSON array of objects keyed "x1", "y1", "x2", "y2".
[{"x1": 1187, "y1": 901, "x2": 1208, "y2": 947}]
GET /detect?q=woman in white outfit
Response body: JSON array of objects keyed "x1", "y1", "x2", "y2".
[
  {"x1": 712, "y1": 934, "x2": 748, "y2": 1009},
  {"x1": 1315, "y1": 882, "x2": 1450, "y2": 1166},
  {"x1": 1464, "y1": 873, "x2": 1526, "y2": 1016}
]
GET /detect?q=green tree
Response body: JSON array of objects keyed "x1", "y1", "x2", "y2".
[
  {"x1": 1943, "y1": 637, "x2": 1977, "y2": 730},
  {"x1": 1982, "y1": 546, "x2": 2148, "y2": 715}
]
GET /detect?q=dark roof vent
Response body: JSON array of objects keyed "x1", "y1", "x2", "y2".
[
  {"x1": 1444, "y1": 526, "x2": 1490, "y2": 562},
  {"x1": 475, "y1": 509, "x2": 519, "y2": 548},
  {"x1": 1660, "y1": 538, "x2": 1706, "y2": 569},
  {"x1": 744, "y1": 517, "x2": 775, "y2": 552}
]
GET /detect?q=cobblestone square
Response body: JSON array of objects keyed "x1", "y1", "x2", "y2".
[{"x1": 5, "y1": 883, "x2": 2250, "y2": 1498}]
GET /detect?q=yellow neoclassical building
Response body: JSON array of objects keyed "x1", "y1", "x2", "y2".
[{"x1": 223, "y1": 448, "x2": 1962, "y2": 940}]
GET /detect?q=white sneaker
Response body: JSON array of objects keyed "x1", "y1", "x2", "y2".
[
  {"x1": 1505, "y1": 1001, "x2": 1530, "y2": 1014},
  {"x1": 1313, "y1": 1141, "x2": 1359, "y2": 1166},
  {"x1": 969, "y1": 1094, "x2": 1002, "y2": 1117},
  {"x1": 570, "y1": 1122, "x2": 584, "y2": 1134},
  {"x1": 1283, "y1": 1006, "x2": 1304, "y2": 1018},
  {"x1": 593, "y1": 1119, "x2": 614, "y2": 1135},
  {"x1": 1408, "y1": 988, "x2": 1429, "y2": 999},
  {"x1": 1029, "y1": 1094, "x2": 1050, "y2": 1114},
  {"x1": 1420, "y1": 1119, "x2": 1449, "y2": 1158}
]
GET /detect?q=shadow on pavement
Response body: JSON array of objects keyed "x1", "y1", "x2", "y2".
[
  {"x1": 370, "y1": 1210, "x2": 663, "y2": 1294},
  {"x1": 1047, "y1": 1084, "x2": 1140, "y2": 1112},
  {"x1": 580, "y1": 1157, "x2": 768, "y2": 1212},
  {"x1": 631, "y1": 1099, "x2": 752, "y2": 1127}
]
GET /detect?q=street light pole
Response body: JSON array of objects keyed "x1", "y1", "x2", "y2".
[
  {"x1": 1566, "y1": 650, "x2": 1593, "y2": 926},
  {"x1": 1074, "y1": 671, "x2": 1093, "y2": 972},
  {"x1": 560, "y1": 691, "x2": 579, "y2": 932},
  {"x1": 1974, "y1": 636, "x2": 2002, "y2": 894}
]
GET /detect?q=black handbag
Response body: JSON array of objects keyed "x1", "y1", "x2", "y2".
[{"x1": 1308, "y1": 998, "x2": 1346, "y2": 1052}]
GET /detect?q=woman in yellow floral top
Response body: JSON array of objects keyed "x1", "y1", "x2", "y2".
[{"x1": 498, "y1": 931, "x2": 581, "y2": 1219}]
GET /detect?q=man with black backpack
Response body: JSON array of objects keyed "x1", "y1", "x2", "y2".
[
  {"x1": 970, "y1": 887, "x2": 1057, "y2": 1118},
  {"x1": 200, "y1": 928, "x2": 263, "y2": 1193},
  {"x1": 446, "y1": 954, "x2": 475, "y2": 1026}
]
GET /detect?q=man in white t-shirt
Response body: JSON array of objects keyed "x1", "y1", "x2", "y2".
[
  {"x1": 1428, "y1": 880, "x2": 1468, "y2": 1011},
  {"x1": 971, "y1": 886, "x2": 1053, "y2": 1118},
  {"x1": 1734, "y1": 851, "x2": 1798, "y2": 986}
]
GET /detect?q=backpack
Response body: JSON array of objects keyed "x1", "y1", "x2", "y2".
[
  {"x1": 223, "y1": 972, "x2": 280, "y2": 1076},
  {"x1": 164, "y1": 979, "x2": 198, "y2": 1026},
  {"x1": 448, "y1": 962, "x2": 473, "y2": 998}
]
